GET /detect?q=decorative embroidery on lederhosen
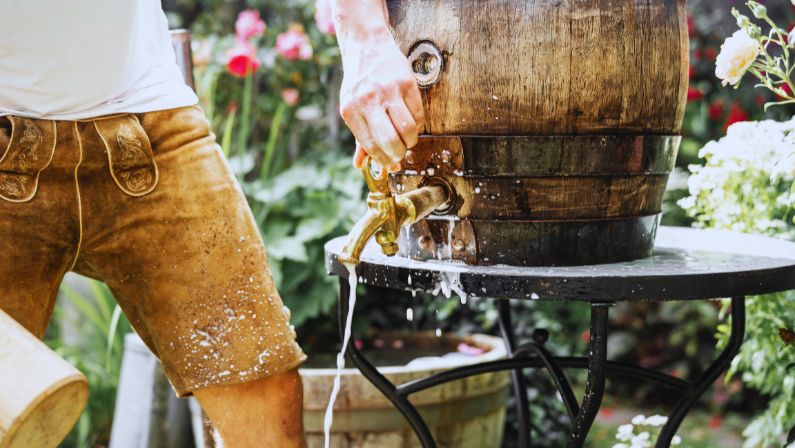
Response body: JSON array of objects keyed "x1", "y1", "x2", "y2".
[
  {"x1": 0, "y1": 117, "x2": 57, "y2": 203},
  {"x1": 93, "y1": 115, "x2": 159, "y2": 197}
]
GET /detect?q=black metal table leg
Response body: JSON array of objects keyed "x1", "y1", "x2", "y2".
[
  {"x1": 498, "y1": 299, "x2": 532, "y2": 448},
  {"x1": 337, "y1": 278, "x2": 437, "y2": 448},
  {"x1": 514, "y1": 339, "x2": 580, "y2": 423},
  {"x1": 567, "y1": 303, "x2": 612, "y2": 448},
  {"x1": 655, "y1": 297, "x2": 746, "y2": 447}
]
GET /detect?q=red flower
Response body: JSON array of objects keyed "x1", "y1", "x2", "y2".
[
  {"x1": 598, "y1": 407, "x2": 615, "y2": 418},
  {"x1": 225, "y1": 41, "x2": 260, "y2": 78},
  {"x1": 724, "y1": 103, "x2": 748, "y2": 131},
  {"x1": 708, "y1": 100, "x2": 724, "y2": 121},
  {"x1": 694, "y1": 47, "x2": 718, "y2": 61},
  {"x1": 785, "y1": 25, "x2": 795, "y2": 45},
  {"x1": 689, "y1": 65, "x2": 696, "y2": 79},
  {"x1": 709, "y1": 415, "x2": 723, "y2": 429},
  {"x1": 687, "y1": 87, "x2": 703, "y2": 102},
  {"x1": 687, "y1": 16, "x2": 696, "y2": 36},
  {"x1": 776, "y1": 83, "x2": 793, "y2": 100},
  {"x1": 580, "y1": 330, "x2": 590, "y2": 343}
]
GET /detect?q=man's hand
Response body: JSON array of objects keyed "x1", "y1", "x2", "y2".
[{"x1": 333, "y1": 0, "x2": 425, "y2": 171}]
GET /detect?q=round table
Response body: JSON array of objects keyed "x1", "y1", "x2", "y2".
[{"x1": 324, "y1": 226, "x2": 795, "y2": 448}]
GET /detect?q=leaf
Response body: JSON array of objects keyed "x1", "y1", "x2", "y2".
[
  {"x1": 265, "y1": 235, "x2": 308, "y2": 262},
  {"x1": 60, "y1": 284, "x2": 106, "y2": 335},
  {"x1": 293, "y1": 216, "x2": 335, "y2": 242},
  {"x1": 105, "y1": 305, "x2": 124, "y2": 371}
]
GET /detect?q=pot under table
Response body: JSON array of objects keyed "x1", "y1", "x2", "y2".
[{"x1": 324, "y1": 226, "x2": 795, "y2": 448}]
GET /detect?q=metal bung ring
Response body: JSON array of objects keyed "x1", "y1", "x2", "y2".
[
  {"x1": 422, "y1": 176, "x2": 455, "y2": 215},
  {"x1": 407, "y1": 41, "x2": 444, "y2": 88}
]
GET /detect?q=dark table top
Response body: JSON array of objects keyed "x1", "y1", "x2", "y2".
[{"x1": 324, "y1": 227, "x2": 795, "y2": 302}]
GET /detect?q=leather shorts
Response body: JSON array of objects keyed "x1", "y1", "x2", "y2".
[{"x1": 0, "y1": 105, "x2": 306, "y2": 397}]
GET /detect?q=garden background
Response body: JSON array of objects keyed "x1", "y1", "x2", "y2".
[{"x1": 45, "y1": 0, "x2": 795, "y2": 446}]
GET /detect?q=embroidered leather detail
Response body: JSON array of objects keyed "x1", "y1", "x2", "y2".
[
  {"x1": 0, "y1": 117, "x2": 56, "y2": 203},
  {"x1": 17, "y1": 120, "x2": 43, "y2": 171},
  {"x1": 0, "y1": 175, "x2": 27, "y2": 197},
  {"x1": 117, "y1": 124, "x2": 144, "y2": 161},
  {"x1": 94, "y1": 115, "x2": 158, "y2": 197},
  {"x1": 119, "y1": 169, "x2": 153, "y2": 193},
  {"x1": 115, "y1": 124, "x2": 152, "y2": 193}
]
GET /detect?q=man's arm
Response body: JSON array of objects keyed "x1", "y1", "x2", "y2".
[{"x1": 332, "y1": 0, "x2": 425, "y2": 171}]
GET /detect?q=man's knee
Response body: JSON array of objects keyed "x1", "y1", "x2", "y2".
[
  {"x1": 193, "y1": 369, "x2": 305, "y2": 447},
  {"x1": 194, "y1": 368, "x2": 303, "y2": 409}
]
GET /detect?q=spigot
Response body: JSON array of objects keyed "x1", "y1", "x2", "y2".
[{"x1": 338, "y1": 156, "x2": 451, "y2": 265}]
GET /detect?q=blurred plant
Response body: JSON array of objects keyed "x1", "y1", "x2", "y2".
[
  {"x1": 46, "y1": 280, "x2": 132, "y2": 448},
  {"x1": 245, "y1": 153, "x2": 365, "y2": 325}
]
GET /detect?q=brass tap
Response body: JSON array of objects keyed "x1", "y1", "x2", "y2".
[{"x1": 338, "y1": 156, "x2": 451, "y2": 265}]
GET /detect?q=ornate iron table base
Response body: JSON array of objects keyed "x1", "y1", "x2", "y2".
[{"x1": 326, "y1": 227, "x2": 795, "y2": 447}]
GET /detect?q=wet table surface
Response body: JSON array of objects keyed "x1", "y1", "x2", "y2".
[{"x1": 325, "y1": 226, "x2": 795, "y2": 302}]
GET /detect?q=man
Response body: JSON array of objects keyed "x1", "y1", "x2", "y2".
[{"x1": 0, "y1": 0, "x2": 418, "y2": 446}]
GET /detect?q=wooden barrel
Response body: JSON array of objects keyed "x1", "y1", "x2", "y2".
[
  {"x1": 387, "y1": 0, "x2": 688, "y2": 266},
  {"x1": 0, "y1": 310, "x2": 88, "y2": 448}
]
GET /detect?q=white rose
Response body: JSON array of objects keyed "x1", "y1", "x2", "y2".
[{"x1": 715, "y1": 29, "x2": 761, "y2": 86}]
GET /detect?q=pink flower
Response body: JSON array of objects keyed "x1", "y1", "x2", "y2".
[
  {"x1": 456, "y1": 342, "x2": 485, "y2": 357},
  {"x1": 281, "y1": 88, "x2": 300, "y2": 106},
  {"x1": 275, "y1": 25, "x2": 313, "y2": 61},
  {"x1": 225, "y1": 41, "x2": 260, "y2": 78},
  {"x1": 314, "y1": 0, "x2": 336, "y2": 35},
  {"x1": 235, "y1": 9, "x2": 266, "y2": 41}
]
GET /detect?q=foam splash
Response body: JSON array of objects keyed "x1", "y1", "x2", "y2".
[{"x1": 431, "y1": 270, "x2": 468, "y2": 304}]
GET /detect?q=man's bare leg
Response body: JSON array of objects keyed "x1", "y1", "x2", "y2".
[{"x1": 194, "y1": 368, "x2": 307, "y2": 448}]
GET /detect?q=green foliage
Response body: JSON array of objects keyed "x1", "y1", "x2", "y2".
[
  {"x1": 46, "y1": 280, "x2": 132, "y2": 448},
  {"x1": 680, "y1": 118, "x2": 795, "y2": 447},
  {"x1": 245, "y1": 154, "x2": 365, "y2": 326}
]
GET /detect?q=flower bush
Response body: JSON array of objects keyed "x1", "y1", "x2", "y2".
[
  {"x1": 680, "y1": 119, "x2": 795, "y2": 236},
  {"x1": 680, "y1": 118, "x2": 795, "y2": 447}
]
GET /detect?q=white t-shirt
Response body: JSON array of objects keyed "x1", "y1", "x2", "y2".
[{"x1": 0, "y1": 0, "x2": 198, "y2": 120}]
